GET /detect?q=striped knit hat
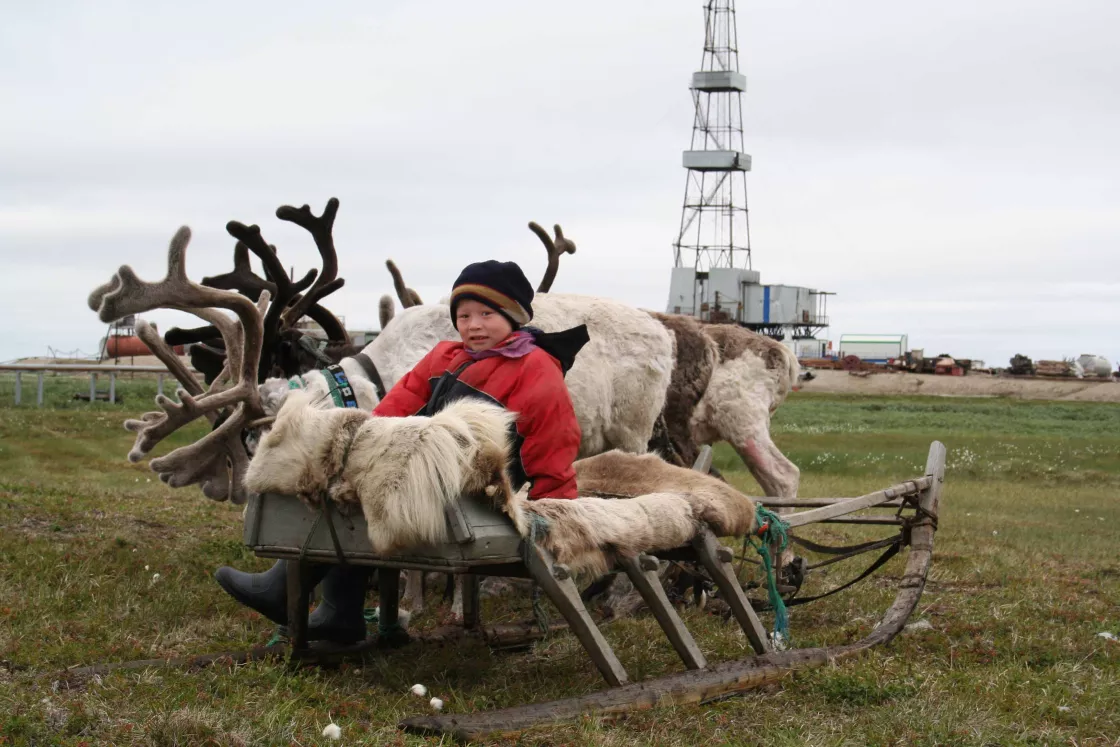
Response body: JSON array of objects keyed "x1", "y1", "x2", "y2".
[{"x1": 449, "y1": 260, "x2": 534, "y2": 328}]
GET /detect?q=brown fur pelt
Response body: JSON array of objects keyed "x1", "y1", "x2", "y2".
[
  {"x1": 573, "y1": 450, "x2": 757, "y2": 537},
  {"x1": 517, "y1": 450, "x2": 758, "y2": 576},
  {"x1": 646, "y1": 313, "x2": 718, "y2": 467}
]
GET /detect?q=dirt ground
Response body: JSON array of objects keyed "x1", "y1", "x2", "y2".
[{"x1": 799, "y1": 368, "x2": 1120, "y2": 402}]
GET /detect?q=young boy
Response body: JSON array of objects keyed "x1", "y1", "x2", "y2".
[{"x1": 216, "y1": 260, "x2": 587, "y2": 641}]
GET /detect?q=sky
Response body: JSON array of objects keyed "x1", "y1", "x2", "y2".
[{"x1": 1, "y1": 0, "x2": 1117, "y2": 369}]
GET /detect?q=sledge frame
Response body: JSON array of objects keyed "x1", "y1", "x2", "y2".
[{"x1": 236, "y1": 441, "x2": 945, "y2": 738}]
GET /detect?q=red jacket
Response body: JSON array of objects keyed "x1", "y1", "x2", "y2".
[{"x1": 372, "y1": 340, "x2": 581, "y2": 498}]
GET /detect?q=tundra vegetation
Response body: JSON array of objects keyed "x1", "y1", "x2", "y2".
[{"x1": 0, "y1": 380, "x2": 1117, "y2": 745}]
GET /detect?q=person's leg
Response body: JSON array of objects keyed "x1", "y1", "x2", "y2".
[
  {"x1": 307, "y1": 565, "x2": 372, "y2": 643},
  {"x1": 214, "y1": 560, "x2": 330, "y2": 625}
]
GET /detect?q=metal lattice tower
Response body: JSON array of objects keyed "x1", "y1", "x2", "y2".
[{"x1": 672, "y1": 0, "x2": 751, "y2": 273}]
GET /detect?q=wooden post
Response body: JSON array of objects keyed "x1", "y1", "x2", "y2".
[
  {"x1": 618, "y1": 555, "x2": 707, "y2": 670},
  {"x1": 36, "y1": 373, "x2": 44, "y2": 407},
  {"x1": 13, "y1": 372, "x2": 20, "y2": 405},
  {"x1": 157, "y1": 373, "x2": 164, "y2": 397},
  {"x1": 89, "y1": 373, "x2": 96, "y2": 402},
  {"x1": 285, "y1": 560, "x2": 311, "y2": 657},
  {"x1": 109, "y1": 372, "x2": 116, "y2": 404},
  {"x1": 524, "y1": 542, "x2": 629, "y2": 687},
  {"x1": 692, "y1": 526, "x2": 769, "y2": 654},
  {"x1": 378, "y1": 567, "x2": 401, "y2": 635},
  {"x1": 462, "y1": 574, "x2": 481, "y2": 631}
]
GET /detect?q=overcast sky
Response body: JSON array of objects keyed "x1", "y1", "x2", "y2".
[{"x1": 2, "y1": 0, "x2": 1117, "y2": 369}]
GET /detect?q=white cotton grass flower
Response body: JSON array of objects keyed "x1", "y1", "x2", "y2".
[
  {"x1": 429, "y1": 697, "x2": 444, "y2": 711},
  {"x1": 144, "y1": 565, "x2": 150, "y2": 571},
  {"x1": 410, "y1": 683, "x2": 428, "y2": 697},
  {"x1": 1098, "y1": 631, "x2": 1117, "y2": 641},
  {"x1": 1058, "y1": 706, "x2": 1071, "y2": 713},
  {"x1": 322, "y1": 722, "x2": 341, "y2": 740}
]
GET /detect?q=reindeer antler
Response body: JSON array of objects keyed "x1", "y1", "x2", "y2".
[
  {"x1": 386, "y1": 259, "x2": 423, "y2": 308},
  {"x1": 528, "y1": 222, "x2": 577, "y2": 293},
  {"x1": 202, "y1": 241, "x2": 278, "y2": 302},
  {"x1": 89, "y1": 227, "x2": 269, "y2": 503},
  {"x1": 276, "y1": 198, "x2": 345, "y2": 328}
]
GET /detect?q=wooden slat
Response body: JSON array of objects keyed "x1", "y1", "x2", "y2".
[
  {"x1": 445, "y1": 502, "x2": 475, "y2": 544},
  {"x1": 759, "y1": 498, "x2": 904, "y2": 509},
  {"x1": 462, "y1": 574, "x2": 481, "y2": 631},
  {"x1": 691, "y1": 527, "x2": 769, "y2": 654},
  {"x1": 618, "y1": 555, "x2": 707, "y2": 670},
  {"x1": 285, "y1": 560, "x2": 310, "y2": 655},
  {"x1": 524, "y1": 543, "x2": 629, "y2": 687},
  {"x1": 692, "y1": 445, "x2": 713, "y2": 474},
  {"x1": 782, "y1": 476, "x2": 932, "y2": 528}
]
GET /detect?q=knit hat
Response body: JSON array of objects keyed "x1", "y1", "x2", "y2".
[{"x1": 449, "y1": 260, "x2": 534, "y2": 327}]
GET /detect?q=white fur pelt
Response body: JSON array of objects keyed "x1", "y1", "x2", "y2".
[
  {"x1": 245, "y1": 391, "x2": 518, "y2": 554},
  {"x1": 258, "y1": 294, "x2": 675, "y2": 459}
]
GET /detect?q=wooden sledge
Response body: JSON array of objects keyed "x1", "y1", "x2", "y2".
[{"x1": 238, "y1": 441, "x2": 945, "y2": 738}]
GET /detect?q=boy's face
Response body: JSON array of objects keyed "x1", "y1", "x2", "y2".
[{"x1": 455, "y1": 299, "x2": 514, "y2": 352}]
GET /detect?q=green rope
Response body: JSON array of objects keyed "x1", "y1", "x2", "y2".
[
  {"x1": 266, "y1": 627, "x2": 288, "y2": 647},
  {"x1": 365, "y1": 605, "x2": 409, "y2": 646},
  {"x1": 750, "y1": 504, "x2": 791, "y2": 645}
]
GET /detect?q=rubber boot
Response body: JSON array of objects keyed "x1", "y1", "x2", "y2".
[
  {"x1": 307, "y1": 565, "x2": 371, "y2": 644},
  {"x1": 214, "y1": 560, "x2": 329, "y2": 626}
]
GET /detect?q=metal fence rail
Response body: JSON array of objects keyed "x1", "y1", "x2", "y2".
[{"x1": 0, "y1": 364, "x2": 199, "y2": 407}]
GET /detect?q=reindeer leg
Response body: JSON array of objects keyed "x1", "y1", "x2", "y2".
[{"x1": 401, "y1": 570, "x2": 426, "y2": 616}]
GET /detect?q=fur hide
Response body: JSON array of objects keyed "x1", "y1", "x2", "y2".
[
  {"x1": 246, "y1": 391, "x2": 518, "y2": 554},
  {"x1": 527, "y1": 493, "x2": 698, "y2": 576},
  {"x1": 574, "y1": 450, "x2": 757, "y2": 538}
]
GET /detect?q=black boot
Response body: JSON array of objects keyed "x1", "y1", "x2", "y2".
[
  {"x1": 307, "y1": 565, "x2": 371, "y2": 644},
  {"x1": 214, "y1": 560, "x2": 329, "y2": 625}
]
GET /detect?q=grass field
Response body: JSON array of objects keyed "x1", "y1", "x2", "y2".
[{"x1": 1, "y1": 380, "x2": 1118, "y2": 745}]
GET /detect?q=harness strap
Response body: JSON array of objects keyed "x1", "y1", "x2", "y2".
[
  {"x1": 773, "y1": 539, "x2": 903, "y2": 609},
  {"x1": 351, "y1": 352, "x2": 387, "y2": 401},
  {"x1": 321, "y1": 364, "x2": 359, "y2": 409}
]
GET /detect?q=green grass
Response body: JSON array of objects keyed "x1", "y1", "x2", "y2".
[{"x1": 1, "y1": 392, "x2": 1118, "y2": 745}]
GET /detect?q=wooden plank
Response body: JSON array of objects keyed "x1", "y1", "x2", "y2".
[
  {"x1": 781, "y1": 476, "x2": 932, "y2": 528},
  {"x1": 524, "y1": 543, "x2": 629, "y2": 687},
  {"x1": 758, "y1": 498, "x2": 904, "y2": 509},
  {"x1": 691, "y1": 527, "x2": 769, "y2": 654},
  {"x1": 820, "y1": 516, "x2": 905, "y2": 526},
  {"x1": 445, "y1": 501, "x2": 475, "y2": 544},
  {"x1": 618, "y1": 555, "x2": 707, "y2": 670}
]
